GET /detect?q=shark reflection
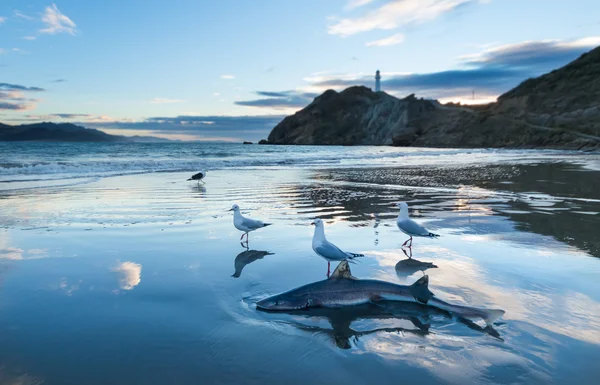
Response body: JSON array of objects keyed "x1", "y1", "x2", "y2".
[
  {"x1": 276, "y1": 303, "x2": 433, "y2": 349},
  {"x1": 232, "y1": 249, "x2": 274, "y2": 278},
  {"x1": 395, "y1": 247, "x2": 438, "y2": 278},
  {"x1": 261, "y1": 302, "x2": 501, "y2": 349}
]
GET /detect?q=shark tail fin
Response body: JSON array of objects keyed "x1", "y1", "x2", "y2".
[
  {"x1": 410, "y1": 275, "x2": 435, "y2": 304},
  {"x1": 330, "y1": 261, "x2": 357, "y2": 280},
  {"x1": 428, "y1": 232, "x2": 440, "y2": 238},
  {"x1": 482, "y1": 309, "x2": 505, "y2": 326}
]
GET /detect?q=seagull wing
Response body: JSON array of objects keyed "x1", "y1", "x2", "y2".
[
  {"x1": 397, "y1": 219, "x2": 430, "y2": 236},
  {"x1": 315, "y1": 240, "x2": 352, "y2": 261},
  {"x1": 240, "y1": 216, "x2": 265, "y2": 230}
]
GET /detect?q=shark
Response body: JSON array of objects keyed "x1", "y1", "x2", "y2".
[{"x1": 257, "y1": 261, "x2": 505, "y2": 326}]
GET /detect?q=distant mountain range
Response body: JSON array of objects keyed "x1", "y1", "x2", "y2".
[
  {"x1": 266, "y1": 46, "x2": 600, "y2": 149},
  {"x1": 0, "y1": 122, "x2": 172, "y2": 143}
]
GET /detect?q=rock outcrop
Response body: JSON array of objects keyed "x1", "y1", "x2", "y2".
[{"x1": 267, "y1": 46, "x2": 600, "y2": 149}]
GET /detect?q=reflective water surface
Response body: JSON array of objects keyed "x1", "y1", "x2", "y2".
[{"x1": 1, "y1": 144, "x2": 599, "y2": 385}]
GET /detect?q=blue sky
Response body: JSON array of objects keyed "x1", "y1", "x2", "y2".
[{"x1": 1, "y1": 0, "x2": 599, "y2": 141}]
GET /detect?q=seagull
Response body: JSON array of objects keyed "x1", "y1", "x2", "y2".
[
  {"x1": 229, "y1": 204, "x2": 272, "y2": 244},
  {"x1": 311, "y1": 218, "x2": 364, "y2": 277},
  {"x1": 396, "y1": 202, "x2": 439, "y2": 248},
  {"x1": 187, "y1": 170, "x2": 207, "y2": 184}
]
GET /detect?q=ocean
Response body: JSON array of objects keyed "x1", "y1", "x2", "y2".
[{"x1": 1, "y1": 142, "x2": 599, "y2": 385}]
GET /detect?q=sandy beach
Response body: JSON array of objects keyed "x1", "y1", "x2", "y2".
[{"x1": 1, "y1": 143, "x2": 600, "y2": 385}]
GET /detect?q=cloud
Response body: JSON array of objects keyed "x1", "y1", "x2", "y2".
[
  {"x1": 40, "y1": 4, "x2": 77, "y2": 35},
  {"x1": 149, "y1": 97, "x2": 187, "y2": 104},
  {"x1": 0, "y1": 17, "x2": 6, "y2": 24},
  {"x1": 14, "y1": 10, "x2": 35, "y2": 21},
  {"x1": 304, "y1": 36, "x2": 600, "y2": 103},
  {"x1": 235, "y1": 90, "x2": 317, "y2": 109},
  {"x1": 22, "y1": 36, "x2": 37, "y2": 40},
  {"x1": 221, "y1": 74, "x2": 235, "y2": 79},
  {"x1": 0, "y1": 83, "x2": 44, "y2": 110},
  {"x1": 329, "y1": 0, "x2": 474, "y2": 37},
  {"x1": 0, "y1": 102, "x2": 34, "y2": 111},
  {"x1": 82, "y1": 115, "x2": 286, "y2": 142},
  {"x1": 12, "y1": 48, "x2": 29, "y2": 54},
  {"x1": 112, "y1": 261, "x2": 142, "y2": 290},
  {"x1": 0, "y1": 49, "x2": 5, "y2": 55},
  {"x1": 51, "y1": 78, "x2": 67, "y2": 83},
  {"x1": 345, "y1": 0, "x2": 375, "y2": 10},
  {"x1": 460, "y1": 37, "x2": 600, "y2": 68},
  {"x1": 51, "y1": 113, "x2": 92, "y2": 119},
  {"x1": 366, "y1": 32, "x2": 405, "y2": 46},
  {"x1": 0, "y1": 83, "x2": 45, "y2": 92}
]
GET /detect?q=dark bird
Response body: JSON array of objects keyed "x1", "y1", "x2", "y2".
[{"x1": 187, "y1": 170, "x2": 207, "y2": 183}]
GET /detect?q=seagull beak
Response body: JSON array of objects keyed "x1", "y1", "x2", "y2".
[
  {"x1": 228, "y1": 209, "x2": 233, "y2": 212},
  {"x1": 310, "y1": 222, "x2": 315, "y2": 225}
]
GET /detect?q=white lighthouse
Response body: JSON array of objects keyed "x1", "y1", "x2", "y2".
[{"x1": 375, "y1": 70, "x2": 381, "y2": 92}]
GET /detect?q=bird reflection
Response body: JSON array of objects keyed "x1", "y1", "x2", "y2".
[
  {"x1": 395, "y1": 247, "x2": 438, "y2": 278},
  {"x1": 190, "y1": 184, "x2": 206, "y2": 194},
  {"x1": 373, "y1": 213, "x2": 380, "y2": 246},
  {"x1": 232, "y1": 249, "x2": 274, "y2": 278}
]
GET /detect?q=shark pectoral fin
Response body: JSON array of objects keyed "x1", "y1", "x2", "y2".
[
  {"x1": 370, "y1": 294, "x2": 384, "y2": 302},
  {"x1": 410, "y1": 275, "x2": 434, "y2": 304},
  {"x1": 330, "y1": 261, "x2": 356, "y2": 279}
]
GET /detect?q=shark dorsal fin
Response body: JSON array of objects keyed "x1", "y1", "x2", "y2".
[
  {"x1": 330, "y1": 261, "x2": 356, "y2": 279},
  {"x1": 412, "y1": 275, "x2": 429, "y2": 287},
  {"x1": 410, "y1": 275, "x2": 434, "y2": 304}
]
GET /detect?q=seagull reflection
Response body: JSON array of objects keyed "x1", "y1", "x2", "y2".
[
  {"x1": 190, "y1": 184, "x2": 206, "y2": 194},
  {"x1": 232, "y1": 249, "x2": 274, "y2": 278},
  {"x1": 395, "y1": 247, "x2": 438, "y2": 278},
  {"x1": 373, "y1": 213, "x2": 380, "y2": 246}
]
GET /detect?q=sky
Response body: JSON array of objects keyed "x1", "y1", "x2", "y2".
[{"x1": 1, "y1": 0, "x2": 599, "y2": 141}]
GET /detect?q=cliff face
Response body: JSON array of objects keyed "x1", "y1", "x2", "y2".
[
  {"x1": 492, "y1": 46, "x2": 600, "y2": 137},
  {"x1": 267, "y1": 46, "x2": 600, "y2": 149},
  {"x1": 267, "y1": 87, "x2": 437, "y2": 145}
]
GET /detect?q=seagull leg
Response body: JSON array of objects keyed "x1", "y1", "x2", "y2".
[
  {"x1": 402, "y1": 237, "x2": 411, "y2": 247},
  {"x1": 409, "y1": 236, "x2": 413, "y2": 248},
  {"x1": 240, "y1": 233, "x2": 245, "y2": 241},
  {"x1": 327, "y1": 262, "x2": 331, "y2": 278}
]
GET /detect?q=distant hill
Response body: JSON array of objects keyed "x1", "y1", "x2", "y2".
[
  {"x1": 0, "y1": 122, "x2": 170, "y2": 143},
  {"x1": 266, "y1": 46, "x2": 600, "y2": 149}
]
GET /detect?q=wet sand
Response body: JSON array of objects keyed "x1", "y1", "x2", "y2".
[{"x1": 1, "y1": 161, "x2": 600, "y2": 385}]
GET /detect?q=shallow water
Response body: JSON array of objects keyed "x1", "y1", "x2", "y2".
[{"x1": 1, "y1": 143, "x2": 599, "y2": 385}]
